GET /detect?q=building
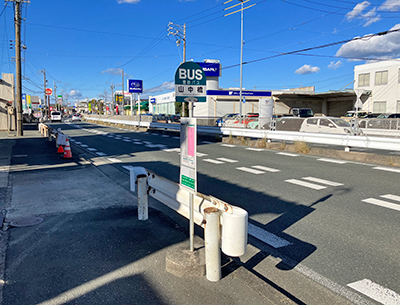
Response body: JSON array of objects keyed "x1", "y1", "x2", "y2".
[
  {"x1": 354, "y1": 59, "x2": 400, "y2": 114},
  {"x1": 0, "y1": 73, "x2": 15, "y2": 131}
]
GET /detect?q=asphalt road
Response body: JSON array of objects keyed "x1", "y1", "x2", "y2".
[{"x1": 54, "y1": 121, "x2": 400, "y2": 305}]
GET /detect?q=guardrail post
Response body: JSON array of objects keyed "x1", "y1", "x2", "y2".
[
  {"x1": 204, "y1": 207, "x2": 221, "y2": 282},
  {"x1": 137, "y1": 174, "x2": 148, "y2": 221}
]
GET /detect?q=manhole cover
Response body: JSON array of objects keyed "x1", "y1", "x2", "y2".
[{"x1": 10, "y1": 217, "x2": 43, "y2": 227}]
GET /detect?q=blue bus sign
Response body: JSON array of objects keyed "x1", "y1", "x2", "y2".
[{"x1": 128, "y1": 79, "x2": 143, "y2": 93}]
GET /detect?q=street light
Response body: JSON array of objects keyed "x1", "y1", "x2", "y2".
[{"x1": 224, "y1": 0, "x2": 256, "y2": 124}]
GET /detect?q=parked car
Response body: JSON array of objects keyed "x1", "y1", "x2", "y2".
[
  {"x1": 157, "y1": 113, "x2": 167, "y2": 121},
  {"x1": 377, "y1": 113, "x2": 400, "y2": 118},
  {"x1": 300, "y1": 117, "x2": 362, "y2": 135},
  {"x1": 215, "y1": 113, "x2": 238, "y2": 126},
  {"x1": 223, "y1": 114, "x2": 258, "y2": 128},
  {"x1": 71, "y1": 114, "x2": 81, "y2": 121},
  {"x1": 50, "y1": 111, "x2": 62, "y2": 122},
  {"x1": 291, "y1": 108, "x2": 314, "y2": 118},
  {"x1": 167, "y1": 114, "x2": 181, "y2": 123}
]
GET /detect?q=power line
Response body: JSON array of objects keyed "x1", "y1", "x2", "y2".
[{"x1": 223, "y1": 27, "x2": 400, "y2": 69}]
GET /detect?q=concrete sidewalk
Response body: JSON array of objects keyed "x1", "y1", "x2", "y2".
[{"x1": 0, "y1": 125, "x2": 301, "y2": 305}]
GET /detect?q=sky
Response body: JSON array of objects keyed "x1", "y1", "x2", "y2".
[{"x1": 2, "y1": 0, "x2": 400, "y2": 104}]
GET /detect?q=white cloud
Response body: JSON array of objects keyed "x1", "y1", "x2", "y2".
[
  {"x1": 346, "y1": 1, "x2": 370, "y2": 20},
  {"x1": 101, "y1": 68, "x2": 123, "y2": 75},
  {"x1": 117, "y1": 0, "x2": 140, "y2": 4},
  {"x1": 378, "y1": 0, "x2": 400, "y2": 11},
  {"x1": 295, "y1": 64, "x2": 320, "y2": 75},
  {"x1": 69, "y1": 90, "x2": 83, "y2": 99},
  {"x1": 336, "y1": 24, "x2": 400, "y2": 60},
  {"x1": 145, "y1": 81, "x2": 174, "y2": 94},
  {"x1": 328, "y1": 60, "x2": 343, "y2": 70},
  {"x1": 362, "y1": 8, "x2": 381, "y2": 26}
]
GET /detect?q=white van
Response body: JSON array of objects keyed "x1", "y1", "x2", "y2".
[
  {"x1": 50, "y1": 111, "x2": 62, "y2": 122},
  {"x1": 300, "y1": 117, "x2": 361, "y2": 135}
]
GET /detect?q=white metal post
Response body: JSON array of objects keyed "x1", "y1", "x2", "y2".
[
  {"x1": 189, "y1": 193, "x2": 194, "y2": 252},
  {"x1": 130, "y1": 94, "x2": 133, "y2": 116},
  {"x1": 137, "y1": 174, "x2": 148, "y2": 221},
  {"x1": 239, "y1": 0, "x2": 244, "y2": 125},
  {"x1": 204, "y1": 207, "x2": 221, "y2": 282}
]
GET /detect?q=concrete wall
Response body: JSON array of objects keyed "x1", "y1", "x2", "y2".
[{"x1": 0, "y1": 73, "x2": 15, "y2": 131}]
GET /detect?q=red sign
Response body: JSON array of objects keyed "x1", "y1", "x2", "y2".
[
  {"x1": 45, "y1": 88, "x2": 53, "y2": 95},
  {"x1": 50, "y1": 106, "x2": 53, "y2": 111}
]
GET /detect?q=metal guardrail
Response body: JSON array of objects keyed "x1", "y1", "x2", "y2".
[
  {"x1": 128, "y1": 166, "x2": 248, "y2": 282},
  {"x1": 84, "y1": 116, "x2": 400, "y2": 152}
]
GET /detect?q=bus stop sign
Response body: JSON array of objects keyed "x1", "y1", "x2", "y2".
[{"x1": 175, "y1": 62, "x2": 206, "y2": 103}]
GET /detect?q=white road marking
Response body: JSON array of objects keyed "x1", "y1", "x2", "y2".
[
  {"x1": 362, "y1": 198, "x2": 400, "y2": 212},
  {"x1": 196, "y1": 152, "x2": 208, "y2": 157},
  {"x1": 123, "y1": 139, "x2": 132, "y2": 142},
  {"x1": 202, "y1": 141, "x2": 213, "y2": 144},
  {"x1": 143, "y1": 141, "x2": 152, "y2": 144},
  {"x1": 173, "y1": 136, "x2": 180, "y2": 139},
  {"x1": 216, "y1": 157, "x2": 238, "y2": 163},
  {"x1": 248, "y1": 223, "x2": 291, "y2": 248},
  {"x1": 74, "y1": 142, "x2": 82, "y2": 144},
  {"x1": 317, "y1": 158, "x2": 347, "y2": 164},
  {"x1": 203, "y1": 159, "x2": 224, "y2": 164},
  {"x1": 373, "y1": 166, "x2": 400, "y2": 173},
  {"x1": 87, "y1": 148, "x2": 97, "y2": 152},
  {"x1": 133, "y1": 142, "x2": 143, "y2": 145},
  {"x1": 380, "y1": 194, "x2": 400, "y2": 202},
  {"x1": 114, "y1": 137, "x2": 122, "y2": 140},
  {"x1": 161, "y1": 135, "x2": 170, "y2": 137},
  {"x1": 285, "y1": 179, "x2": 327, "y2": 190},
  {"x1": 236, "y1": 167, "x2": 265, "y2": 175},
  {"x1": 347, "y1": 279, "x2": 400, "y2": 305},
  {"x1": 220, "y1": 144, "x2": 236, "y2": 148},
  {"x1": 13, "y1": 155, "x2": 27, "y2": 158},
  {"x1": 246, "y1": 148, "x2": 264, "y2": 151},
  {"x1": 252, "y1": 165, "x2": 280, "y2": 172},
  {"x1": 163, "y1": 148, "x2": 180, "y2": 152},
  {"x1": 95, "y1": 152, "x2": 107, "y2": 156},
  {"x1": 107, "y1": 136, "x2": 114, "y2": 138},
  {"x1": 277, "y1": 152, "x2": 299, "y2": 157},
  {"x1": 302, "y1": 177, "x2": 343, "y2": 187},
  {"x1": 80, "y1": 144, "x2": 88, "y2": 148},
  {"x1": 69, "y1": 139, "x2": 75, "y2": 142},
  {"x1": 107, "y1": 158, "x2": 121, "y2": 163}
]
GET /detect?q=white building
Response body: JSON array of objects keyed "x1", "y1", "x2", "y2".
[{"x1": 354, "y1": 59, "x2": 400, "y2": 114}]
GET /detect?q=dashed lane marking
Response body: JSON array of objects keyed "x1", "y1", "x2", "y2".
[
  {"x1": 202, "y1": 141, "x2": 213, "y2": 144},
  {"x1": 381, "y1": 194, "x2": 400, "y2": 201},
  {"x1": 236, "y1": 167, "x2": 265, "y2": 175},
  {"x1": 203, "y1": 159, "x2": 224, "y2": 164},
  {"x1": 373, "y1": 166, "x2": 400, "y2": 173},
  {"x1": 347, "y1": 279, "x2": 400, "y2": 305},
  {"x1": 95, "y1": 152, "x2": 107, "y2": 156},
  {"x1": 362, "y1": 197, "x2": 400, "y2": 212},
  {"x1": 251, "y1": 165, "x2": 280, "y2": 172},
  {"x1": 216, "y1": 158, "x2": 238, "y2": 163},
  {"x1": 107, "y1": 158, "x2": 121, "y2": 163},
  {"x1": 277, "y1": 152, "x2": 299, "y2": 157},
  {"x1": 220, "y1": 144, "x2": 236, "y2": 148},
  {"x1": 245, "y1": 148, "x2": 264, "y2": 151},
  {"x1": 285, "y1": 179, "x2": 327, "y2": 190},
  {"x1": 87, "y1": 148, "x2": 97, "y2": 152},
  {"x1": 317, "y1": 158, "x2": 347, "y2": 164},
  {"x1": 80, "y1": 144, "x2": 88, "y2": 148},
  {"x1": 302, "y1": 177, "x2": 344, "y2": 187}
]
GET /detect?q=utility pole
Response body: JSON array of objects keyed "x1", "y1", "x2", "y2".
[
  {"x1": 121, "y1": 69, "x2": 124, "y2": 115},
  {"x1": 168, "y1": 22, "x2": 186, "y2": 116},
  {"x1": 6, "y1": 0, "x2": 30, "y2": 135},
  {"x1": 104, "y1": 89, "x2": 107, "y2": 115},
  {"x1": 41, "y1": 69, "x2": 47, "y2": 118},
  {"x1": 110, "y1": 82, "x2": 115, "y2": 115}
]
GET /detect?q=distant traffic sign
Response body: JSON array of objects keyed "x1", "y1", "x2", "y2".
[
  {"x1": 128, "y1": 79, "x2": 143, "y2": 93},
  {"x1": 175, "y1": 62, "x2": 206, "y2": 103},
  {"x1": 45, "y1": 88, "x2": 53, "y2": 95}
]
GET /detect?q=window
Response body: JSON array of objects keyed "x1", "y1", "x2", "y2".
[
  {"x1": 319, "y1": 119, "x2": 332, "y2": 127},
  {"x1": 358, "y1": 73, "x2": 370, "y2": 87},
  {"x1": 306, "y1": 118, "x2": 318, "y2": 125},
  {"x1": 373, "y1": 101, "x2": 386, "y2": 113},
  {"x1": 375, "y1": 70, "x2": 388, "y2": 85}
]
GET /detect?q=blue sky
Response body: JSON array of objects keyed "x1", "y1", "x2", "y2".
[{"x1": 2, "y1": 0, "x2": 400, "y2": 103}]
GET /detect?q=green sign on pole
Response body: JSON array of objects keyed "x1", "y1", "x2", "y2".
[{"x1": 174, "y1": 62, "x2": 207, "y2": 103}]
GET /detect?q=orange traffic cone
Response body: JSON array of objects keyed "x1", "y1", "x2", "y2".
[
  {"x1": 57, "y1": 145, "x2": 64, "y2": 154},
  {"x1": 63, "y1": 138, "x2": 72, "y2": 159}
]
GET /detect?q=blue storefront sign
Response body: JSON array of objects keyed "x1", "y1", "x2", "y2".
[
  {"x1": 128, "y1": 79, "x2": 143, "y2": 93},
  {"x1": 150, "y1": 98, "x2": 156, "y2": 104},
  {"x1": 207, "y1": 89, "x2": 272, "y2": 97},
  {"x1": 197, "y1": 62, "x2": 221, "y2": 77}
]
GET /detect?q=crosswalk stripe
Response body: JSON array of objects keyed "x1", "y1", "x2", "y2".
[
  {"x1": 347, "y1": 279, "x2": 400, "y2": 305},
  {"x1": 302, "y1": 177, "x2": 343, "y2": 187},
  {"x1": 163, "y1": 148, "x2": 180, "y2": 152},
  {"x1": 380, "y1": 194, "x2": 400, "y2": 202},
  {"x1": 95, "y1": 152, "x2": 107, "y2": 156},
  {"x1": 203, "y1": 159, "x2": 224, "y2": 164},
  {"x1": 216, "y1": 157, "x2": 238, "y2": 163},
  {"x1": 362, "y1": 198, "x2": 400, "y2": 212},
  {"x1": 317, "y1": 158, "x2": 347, "y2": 164},
  {"x1": 202, "y1": 141, "x2": 213, "y2": 144},
  {"x1": 80, "y1": 144, "x2": 88, "y2": 148},
  {"x1": 285, "y1": 179, "x2": 326, "y2": 190},
  {"x1": 107, "y1": 158, "x2": 121, "y2": 163},
  {"x1": 252, "y1": 165, "x2": 280, "y2": 172},
  {"x1": 277, "y1": 152, "x2": 299, "y2": 157},
  {"x1": 87, "y1": 148, "x2": 97, "y2": 152},
  {"x1": 236, "y1": 167, "x2": 265, "y2": 174},
  {"x1": 196, "y1": 152, "x2": 208, "y2": 157}
]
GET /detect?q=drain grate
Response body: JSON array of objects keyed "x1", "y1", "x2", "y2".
[{"x1": 10, "y1": 217, "x2": 43, "y2": 227}]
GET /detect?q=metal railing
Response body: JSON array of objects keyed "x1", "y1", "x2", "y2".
[{"x1": 128, "y1": 166, "x2": 248, "y2": 282}]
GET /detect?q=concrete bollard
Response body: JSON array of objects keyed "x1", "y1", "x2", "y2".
[
  {"x1": 137, "y1": 174, "x2": 148, "y2": 221},
  {"x1": 204, "y1": 207, "x2": 221, "y2": 282}
]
